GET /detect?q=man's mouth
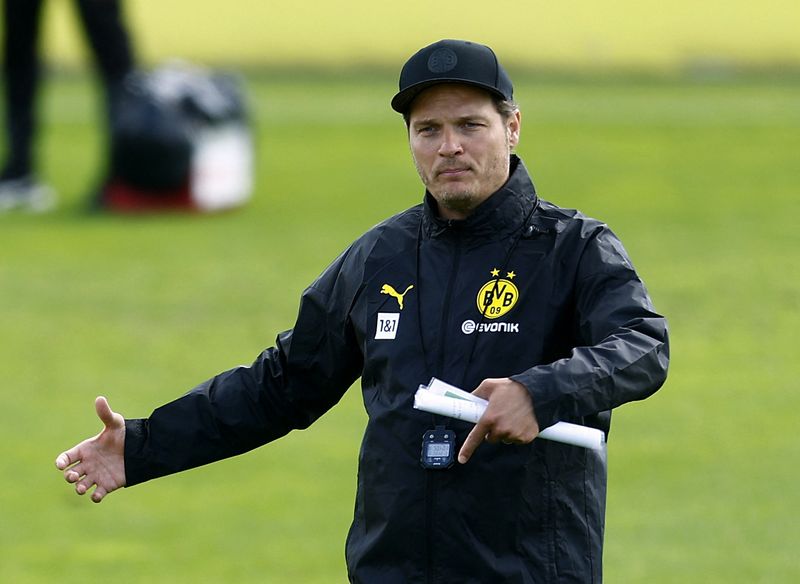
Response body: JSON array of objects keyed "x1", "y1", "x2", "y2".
[{"x1": 436, "y1": 167, "x2": 471, "y2": 178}]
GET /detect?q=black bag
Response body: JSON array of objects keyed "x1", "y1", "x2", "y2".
[
  {"x1": 101, "y1": 62, "x2": 252, "y2": 212},
  {"x1": 110, "y1": 74, "x2": 193, "y2": 190}
]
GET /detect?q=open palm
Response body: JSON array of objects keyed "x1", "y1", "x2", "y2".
[{"x1": 55, "y1": 396, "x2": 127, "y2": 503}]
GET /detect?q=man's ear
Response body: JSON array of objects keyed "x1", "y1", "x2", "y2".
[{"x1": 507, "y1": 110, "x2": 521, "y2": 149}]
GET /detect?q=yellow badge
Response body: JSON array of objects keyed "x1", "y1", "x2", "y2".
[
  {"x1": 476, "y1": 269, "x2": 519, "y2": 319},
  {"x1": 381, "y1": 283, "x2": 414, "y2": 310}
]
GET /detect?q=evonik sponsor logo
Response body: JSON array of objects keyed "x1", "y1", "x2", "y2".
[{"x1": 461, "y1": 319, "x2": 520, "y2": 335}]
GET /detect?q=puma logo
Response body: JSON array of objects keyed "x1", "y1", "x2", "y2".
[{"x1": 381, "y1": 284, "x2": 414, "y2": 310}]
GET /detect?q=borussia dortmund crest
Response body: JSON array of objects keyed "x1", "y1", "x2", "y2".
[{"x1": 476, "y1": 268, "x2": 519, "y2": 319}]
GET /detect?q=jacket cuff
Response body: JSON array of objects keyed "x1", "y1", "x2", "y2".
[
  {"x1": 123, "y1": 418, "x2": 149, "y2": 487},
  {"x1": 510, "y1": 372, "x2": 559, "y2": 430}
]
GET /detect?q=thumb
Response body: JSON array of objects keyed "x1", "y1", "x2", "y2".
[{"x1": 95, "y1": 396, "x2": 121, "y2": 429}]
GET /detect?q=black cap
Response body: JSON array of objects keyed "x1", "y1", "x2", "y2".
[{"x1": 391, "y1": 39, "x2": 514, "y2": 114}]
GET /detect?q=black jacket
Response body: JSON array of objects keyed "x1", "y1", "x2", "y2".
[{"x1": 125, "y1": 156, "x2": 669, "y2": 583}]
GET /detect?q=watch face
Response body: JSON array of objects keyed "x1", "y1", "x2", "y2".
[
  {"x1": 421, "y1": 428, "x2": 455, "y2": 469},
  {"x1": 426, "y1": 442, "x2": 451, "y2": 458}
]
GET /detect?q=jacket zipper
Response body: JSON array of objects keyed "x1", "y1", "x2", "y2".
[
  {"x1": 426, "y1": 223, "x2": 463, "y2": 584},
  {"x1": 436, "y1": 223, "x2": 462, "y2": 375}
]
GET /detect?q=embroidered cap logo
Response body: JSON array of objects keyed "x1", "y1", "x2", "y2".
[{"x1": 427, "y1": 48, "x2": 458, "y2": 73}]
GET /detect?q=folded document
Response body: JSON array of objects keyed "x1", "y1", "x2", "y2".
[{"x1": 413, "y1": 378, "x2": 606, "y2": 451}]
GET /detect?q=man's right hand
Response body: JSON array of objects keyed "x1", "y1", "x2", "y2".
[{"x1": 55, "y1": 396, "x2": 126, "y2": 503}]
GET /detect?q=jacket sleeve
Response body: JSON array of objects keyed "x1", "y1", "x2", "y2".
[
  {"x1": 124, "y1": 247, "x2": 365, "y2": 486},
  {"x1": 511, "y1": 225, "x2": 669, "y2": 431}
]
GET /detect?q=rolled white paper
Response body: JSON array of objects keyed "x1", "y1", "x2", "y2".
[
  {"x1": 413, "y1": 389, "x2": 605, "y2": 451},
  {"x1": 538, "y1": 422, "x2": 605, "y2": 451},
  {"x1": 414, "y1": 390, "x2": 486, "y2": 423}
]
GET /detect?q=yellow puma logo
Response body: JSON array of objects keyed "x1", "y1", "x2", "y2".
[{"x1": 381, "y1": 284, "x2": 414, "y2": 310}]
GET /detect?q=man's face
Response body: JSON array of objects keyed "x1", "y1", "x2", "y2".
[{"x1": 408, "y1": 84, "x2": 521, "y2": 220}]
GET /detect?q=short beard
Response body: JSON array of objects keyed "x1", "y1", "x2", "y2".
[
  {"x1": 413, "y1": 145, "x2": 510, "y2": 218},
  {"x1": 432, "y1": 189, "x2": 480, "y2": 216},
  {"x1": 412, "y1": 157, "x2": 481, "y2": 217}
]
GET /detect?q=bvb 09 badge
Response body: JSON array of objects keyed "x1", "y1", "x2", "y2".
[{"x1": 476, "y1": 269, "x2": 519, "y2": 319}]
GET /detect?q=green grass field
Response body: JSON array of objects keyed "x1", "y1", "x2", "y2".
[{"x1": 2, "y1": 73, "x2": 799, "y2": 582}]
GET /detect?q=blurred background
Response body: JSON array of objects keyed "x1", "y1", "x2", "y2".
[
  {"x1": 46, "y1": 0, "x2": 799, "y2": 72},
  {"x1": 2, "y1": 1, "x2": 799, "y2": 582}
]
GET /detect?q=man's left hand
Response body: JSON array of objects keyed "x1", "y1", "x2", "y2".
[{"x1": 458, "y1": 378, "x2": 539, "y2": 464}]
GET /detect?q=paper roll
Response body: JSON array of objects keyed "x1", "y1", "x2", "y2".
[
  {"x1": 539, "y1": 422, "x2": 605, "y2": 451},
  {"x1": 413, "y1": 389, "x2": 605, "y2": 451},
  {"x1": 413, "y1": 390, "x2": 485, "y2": 424}
]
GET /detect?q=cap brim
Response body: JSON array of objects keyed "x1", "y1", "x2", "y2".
[{"x1": 391, "y1": 79, "x2": 508, "y2": 114}]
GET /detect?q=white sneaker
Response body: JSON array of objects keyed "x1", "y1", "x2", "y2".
[{"x1": 0, "y1": 176, "x2": 57, "y2": 212}]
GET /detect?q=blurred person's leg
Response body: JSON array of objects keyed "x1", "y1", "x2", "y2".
[
  {"x1": 75, "y1": 0, "x2": 135, "y2": 208},
  {"x1": 0, "y1": 0, "x2": 55, "y2": 211},
  {"x1": 75, "y1": 0, "x2": 135, "y2": 125},
  {"x1": 1, "y1": 0, "x2": 45, "y2": 181}
]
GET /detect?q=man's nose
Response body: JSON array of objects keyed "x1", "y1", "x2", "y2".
[{"x1": 438, "y1": 128, "x2": 463, "y2": 157}]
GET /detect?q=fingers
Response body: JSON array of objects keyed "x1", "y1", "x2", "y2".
[
  {"x1": 458, "y1": 422, "x2": 488, "y2": 464},
  {"x1": 55, "y1": 451, "x2": 72, "y2": 471},
  {"x1": 65, "y1": 465, "x2": 83, "y2": 484},
  {"x1": 470, "y1": 378, "x2": 496, "y2": 402},
  {"x1": 64, "y1": 462, "x2": 115, "y2": 503},
  {"x1": 91, "y1": 486, "x2": 108, "y2": 503},
  {"x1": 55, "y1": 444, "x2": 83, "y2": 471},
  {"x1": 458, "y1": 425, "x2": 523, "y2": 464},
  {"x1": 75, "y1": 476, "x2": 92, "y2": 496},
  {"x1": 75, "y1": 477, "x2": 107, "y2": 503},
  {"x1": 458, "y1": 379, "x2": 501, "y2": 463},
  {"x1": 67, "y1": 468, "x2": 104, "y2": 502},
  {"x1": 458, "y1": 378, "x2": 540, "y2": 464}
]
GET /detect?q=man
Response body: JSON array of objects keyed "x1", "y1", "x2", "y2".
[{"x1": 56, "y1": 40, "x2": 669, "y2": 583}]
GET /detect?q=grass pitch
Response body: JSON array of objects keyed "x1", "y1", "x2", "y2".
[{"x1": 1, "y1": 74, "x2": 799, "y2": 582}]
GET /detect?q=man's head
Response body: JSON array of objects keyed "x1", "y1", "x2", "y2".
[{"x1": 392, "y1": 40, "x2": 520, "y2": 220}]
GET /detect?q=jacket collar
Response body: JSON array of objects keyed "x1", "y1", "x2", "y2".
[{"x1": 422, "y1": 155, "x2": 539, "y2": 242}]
